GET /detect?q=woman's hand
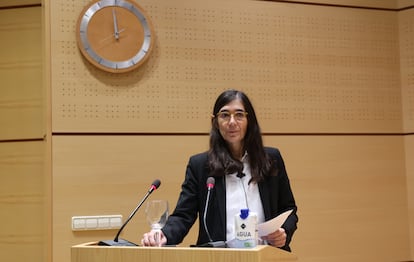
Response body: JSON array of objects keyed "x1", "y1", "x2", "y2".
[
  {"x1": 141, "y1": 230, "x2": 167, "y2": 247},
  {"x1": 261, "y1": 228, "x2": 286, "y2": 248}
]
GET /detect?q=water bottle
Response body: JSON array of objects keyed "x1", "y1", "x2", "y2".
[{"x1": 234, "y1": 209, "x2": 257, "y2": 248}]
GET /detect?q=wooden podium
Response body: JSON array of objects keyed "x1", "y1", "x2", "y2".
[{"x1": 71, "y1": 242, "x2": 297, "y2": 262}]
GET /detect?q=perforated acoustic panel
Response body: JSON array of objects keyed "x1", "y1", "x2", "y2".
[
  {"x1": 399, "y1": 9, "x2": 414, "y2": 133},
  {"x1": 51, "y1": 0, "x2": 403, "y2": 133}
]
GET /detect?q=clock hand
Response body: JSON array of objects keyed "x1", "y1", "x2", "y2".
[
  {"x1": 112, "y1": 8, "x2": 120, "y2": 40},
  {"x1": 100, "y1": 28, "x2": 126, "y2": 44}
]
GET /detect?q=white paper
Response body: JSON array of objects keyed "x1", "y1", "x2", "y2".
[{"x1": 257, "y1": 209, "x2": 293, "y2": 237}]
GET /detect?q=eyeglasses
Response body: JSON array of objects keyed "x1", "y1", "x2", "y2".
[{"x1": 215, "y1": 111, "x2": 248, "y2": 122}]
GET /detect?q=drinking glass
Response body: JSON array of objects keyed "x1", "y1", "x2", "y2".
[{"x1": 145, "y1": 199, "x2": 169, "y2": 245}]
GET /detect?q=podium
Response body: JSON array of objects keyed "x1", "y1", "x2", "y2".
[{"x1": 71, "y1": 242, "x2": 297, "y2": 262}]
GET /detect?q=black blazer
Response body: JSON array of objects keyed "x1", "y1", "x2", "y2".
[{"x1": 162, "y1": 147, "x2": 298, "y2": 251}]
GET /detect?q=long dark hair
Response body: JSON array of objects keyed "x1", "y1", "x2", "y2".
[{"x1": 208, "y1": 89, "x2": 276, "y2": 183}]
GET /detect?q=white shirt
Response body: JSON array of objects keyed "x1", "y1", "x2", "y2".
[{"x1": 225, "y1": 154, "x2": 265, "y2": 241}]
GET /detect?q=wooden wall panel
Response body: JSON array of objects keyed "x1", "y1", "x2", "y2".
[
  {"x1": 6, "y1": 0, "x2": 411, "y2": 9},
  {"x1": 50, "y1": 0, "x2": 401, "y2": 134},
  {"x1": 400, "y1": 8, "x2": 414, "y2": 256},
  {"x1": 0, "y1": 7, "x2": 43, "y2": 140},
  {"x1": 53, "y1": 135, "x2": 410, "y2": 262},
  {"x1": 0, "y1": 141, "x2": 45, "y2": 262},
  {"x1": 399, "y1": 8, "x2": 414, "y2": 133},
  {"x1": 0, "y1": 1, "x2": 41, "y2": 8},
  {"x1": 397, "y1": 0, "x2": 414, "y2": 9},
  {"x1": 406, "y1": 135, "x2": 414, "y2": 259},
  {"x1": 264, "y1": 135, "x2": 410, "y2": 261},
  {"x1": 52, "y1": 136, "x2": 206, "y2": 262},
  {"x1": 46, "y1": 0, "x2": 414, "y2": 262},
  {"x1": 399, "y1": 8, "x2": 414, "y2": 257},
  {"x1": 0, "y1": 5, "x2": 46, "y2": 262}
]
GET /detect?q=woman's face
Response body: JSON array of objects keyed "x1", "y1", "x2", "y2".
[{"x1": 216, "y1": 99, "x2": 248, "y2": 149}]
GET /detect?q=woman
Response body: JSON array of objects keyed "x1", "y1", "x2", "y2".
[{"x1": 142, "y1": 89, "x2": 298, "y2": 251}]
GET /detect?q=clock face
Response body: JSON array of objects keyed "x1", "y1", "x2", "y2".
[{"x1": 76, "y1": 0, "x2": 154, "y2": 73}]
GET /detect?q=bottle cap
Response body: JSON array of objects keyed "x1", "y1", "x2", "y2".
[{"x1": 240, "y1": 209, "x2": 249, "y2": 219}]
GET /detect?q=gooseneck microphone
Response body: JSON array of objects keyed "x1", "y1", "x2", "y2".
[
  {"x1": 196, "y1": 177, "x2": 226, "y2": 248},
  {"x1": 203, "y1": 177, "x2": 215, "y2": 242},
  {"x1": 98, "y1": 179, "x2": 161, "y2": 246}
]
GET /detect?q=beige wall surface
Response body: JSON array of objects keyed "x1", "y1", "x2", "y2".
[
  {"x1": 8, "y1": 0, "x2": 412, "y2": 10},
  {"x1": 0, "y1": 5, "x2": 46, "y2": 262},
  {"x1": 0, "y1": 7, "x2": 43, "y2": 140},
  {"x1": 43, "y1": 0, "x2": 414, "y2": 262},
  {"x1": 52, "y1": 136, "x2": 205, "y2": 262},
  {"x1": 0, "y1": 1, "x2": 40, "y2": 8},
  {"x1": 265, "y1": 135, "x2": 410, "y2": 261},
  {"x1": 399, "y1": 8, "x2": 414, "y2": 133},
  {"x1": 53, "y1": 135, "x2": 409, "y2": 262},
  {"x1": 0, "y1": 141, "x2": 45, "y2": 262},
  {"x1": 399, "y1": 9, "x2": 414, "y2": 259},
  {"x1": 406, "y1": 135, "x2": 414, "y2": 259},
  {"x1": 51, "y1": 0, "x2": 402, "y2": 134},
  {"x1": 3, "y1": 0, "x2": 411, "y2": 9},
  {"x1": 2, "y1": 0, "x2": 414, "y2": 262}
]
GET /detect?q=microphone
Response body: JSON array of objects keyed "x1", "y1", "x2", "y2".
[
  {"x1": 236, "y1": 172, "x2": 246, "y2": 178},
  {"x1": 98, "y1": 179, "x2": 161, "y2": 246},
  {"x1": 203, "y1": 177, "x2": 215, "y2": 242},
  {"x1": 195, "y1": 177, "x2": 226, "y2": 248}
]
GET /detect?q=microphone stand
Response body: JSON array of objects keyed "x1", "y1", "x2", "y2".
[
  {"x1": 98, "y1": 181, "x2": 160, "y2": 246},
  {"x1": 193, "y1": 177, "x2": 226, "y2": 248}
]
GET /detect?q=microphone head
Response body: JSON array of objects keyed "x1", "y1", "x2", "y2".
[
  {"x1": 206, "y1": 177, "x2": 215, "y2": 189},
  {"x1": 152, "y1": 179, "x2": 161, "y2": 189},
  {"x1": 149, "y1": 179, "x2": 161, "y2": 192},
  {"x1": 236, "y1": 172, "x2": 246, "y2": 179}
]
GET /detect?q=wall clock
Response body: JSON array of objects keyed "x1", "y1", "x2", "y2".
[{"x1": 76, "y1": 0, "x2": 155, "y2": 73}]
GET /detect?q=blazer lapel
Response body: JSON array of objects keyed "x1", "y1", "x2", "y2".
[{"x1": 258, "y1": 181, "x2": 271, "y2": 220}]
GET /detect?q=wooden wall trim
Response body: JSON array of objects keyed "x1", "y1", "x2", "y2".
[
  {"x1": 0, "y1": 4, "x2": 40, "y2": 10},
  {"x1": 50, "y1": 132, "x2": 414, "y2": 136}
]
